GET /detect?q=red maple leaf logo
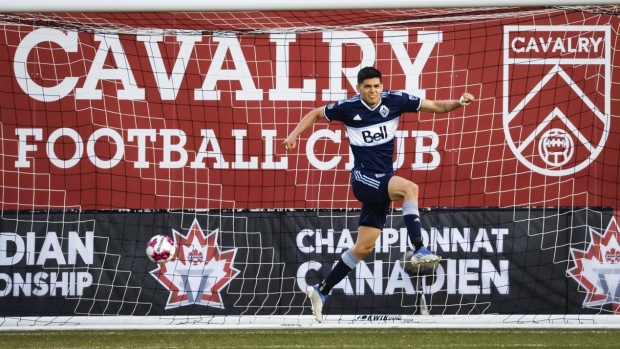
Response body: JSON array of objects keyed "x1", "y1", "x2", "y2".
[
  {"x1": 150, "y1": 219, "x2": 240, "y2": 309},
  {"x1": 567, "y1": 215, "x2": 620, "y2": 313},
  {"x1": 188, "y1": 248, "x2": 204, "y2": 265},
  {"x1": 606, "y1": 248, "x2": 620, "y2": 264}
]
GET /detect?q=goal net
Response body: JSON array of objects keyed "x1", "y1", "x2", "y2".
[{"x1": 0, "y1": 4, "x2": 619, "y2": 328}]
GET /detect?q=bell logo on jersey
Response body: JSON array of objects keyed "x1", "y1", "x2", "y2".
[
  {"x1": 362, "y1": 126, "x2": 389, "y2": 143},
  {"x1": 347, "y1": 119, "x2": 399, "y2": 147}
]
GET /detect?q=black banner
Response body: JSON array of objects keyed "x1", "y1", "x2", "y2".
[{"x1": 0, "y1": 208, "x2": 616, "y2": 318}]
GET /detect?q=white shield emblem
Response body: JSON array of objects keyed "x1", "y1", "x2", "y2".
[{"x1": 503, "y1": 25, "x2": 611, "y2": 177}]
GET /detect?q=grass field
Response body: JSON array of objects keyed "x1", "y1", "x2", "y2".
[{"x1": 2, "y1": 328, "x2": 620, "y2": 348}]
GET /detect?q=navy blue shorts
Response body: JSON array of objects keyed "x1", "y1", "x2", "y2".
[{"x1": 350, "y1": 169, "x2": 393, "y2": 230}]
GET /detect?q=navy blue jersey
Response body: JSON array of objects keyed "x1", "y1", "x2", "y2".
[{"x1": 323, "y1": 90, "x2": 422, "y2": 173}]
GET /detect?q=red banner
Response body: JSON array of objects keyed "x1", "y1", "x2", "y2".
[{"x1": 1, "y1": 11, "x2": 618, "y2": 210}]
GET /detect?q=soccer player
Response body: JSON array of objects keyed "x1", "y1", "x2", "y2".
[{"x1": 282, "y1": 66, "x2": 475, "y2": 323}]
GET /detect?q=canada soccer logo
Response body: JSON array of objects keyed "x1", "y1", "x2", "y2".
[
  {"x1": 567, "y1": 216, "x2": 620, "y2": 313},
  {"x1": 150, "y1": 219, "x2": 240, "y2": 309}
]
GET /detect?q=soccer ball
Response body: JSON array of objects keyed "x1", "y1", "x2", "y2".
[{"x1": 146, "y1": 235, "x2": 177, "y2": 264}]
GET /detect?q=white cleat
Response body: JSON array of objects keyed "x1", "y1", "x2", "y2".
[
  {"x1": 306, "y1": 285, "x2": 327, "y2": 323},
  {"x1": 410, "y1": 246, "x2": 442, "y2": 266}
]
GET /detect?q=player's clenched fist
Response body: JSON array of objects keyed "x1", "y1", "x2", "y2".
[
  {"x1": 282, "y1": 137, "x2": 296, "y2": 151},
  {"x1": 282, "y1": 107, "x2": 325, "y2": 152},
  {"x1": 459, "y1": 92, "x2": 475, "y2": 106}
]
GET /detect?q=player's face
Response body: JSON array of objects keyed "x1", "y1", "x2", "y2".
[{"x1": 357, "y1": 78, "x2": 383, "y2": 108}]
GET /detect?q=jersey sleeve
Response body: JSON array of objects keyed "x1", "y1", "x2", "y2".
[
  {"x1": 398, "y1": 91, "x2": 422, "y2": 113},
  {"x1": 323, "y1": 100, "x2": 346, "y2": 122}
]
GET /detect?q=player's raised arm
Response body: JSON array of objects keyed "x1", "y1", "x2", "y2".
[
  {"x1": 282, "y1": 107, "x2": 325, "y2": 151},
  {"x1": 419, "y1": 92, "x2": 475, "y2": 114}
]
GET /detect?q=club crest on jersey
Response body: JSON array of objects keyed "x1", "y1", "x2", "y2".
[{"x1": 379, "y1": 105, "x2": 390, "y2": 118}]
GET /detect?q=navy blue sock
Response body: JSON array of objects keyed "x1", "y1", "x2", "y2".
[
  {"x1": 403, "y1": 201, "x2": 424, "y2": 251},
  {"x1": 318, "y1": 250, "x2": 360, "y2": 295}
]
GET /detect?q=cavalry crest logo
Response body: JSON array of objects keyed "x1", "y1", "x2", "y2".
[
  {"x1": 150, "y1": 219, "x2": 240, "y2": 309},
  {"x1": 567, "y1": 216, "x2": 620, "y2": 313},
  {"x1": 503, "y1": 25, "x2": 611, "y2": 177}
]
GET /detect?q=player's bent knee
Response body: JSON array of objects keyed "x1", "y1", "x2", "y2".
[
  {"x1": 407, "y1": 181, "x2": 419, "y2": 195},
  {"x1": 351, "y1": 245, "x2": 374, "y2": 259}
]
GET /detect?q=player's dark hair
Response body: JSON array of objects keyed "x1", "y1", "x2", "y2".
[{"x1": 357, "y1": 66, "x2": 382, "y2": 85}]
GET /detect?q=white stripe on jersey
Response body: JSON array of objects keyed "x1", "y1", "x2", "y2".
[
  {"x1": 353, "y1": 170, "x2": 380, "y2": 189},
  {"x1": 346, "y1": 117, "x2": 400, "y2": 147}
]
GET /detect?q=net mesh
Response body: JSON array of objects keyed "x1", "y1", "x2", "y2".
[{"x1": 0, "y1": 5, "x2": 619, "y2": 327}]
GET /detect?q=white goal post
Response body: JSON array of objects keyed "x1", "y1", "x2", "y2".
[{"x1": 1, "y1": 0, "x2": 617, "y2": 12}]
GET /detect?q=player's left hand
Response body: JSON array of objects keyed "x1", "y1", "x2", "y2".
[{"x1": 459, "y1": 92, "x2": 475, "y2": 106}]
